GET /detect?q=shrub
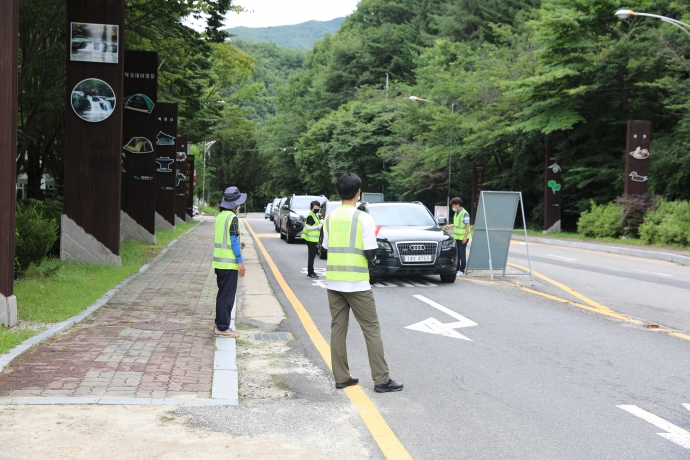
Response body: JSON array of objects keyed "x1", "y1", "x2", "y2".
[
  {"x1": 15, "y1": 200, "x2": 60, "y2": 274},
  {"x1": 639, "y1": 199, "x2": 690, "y2": 247},
  {"x1": 577, "y1": 201, "x2": 623, "y2": 238},
  {"x1": 614, "y1": 194, "x2": 659, "y2": 238}
]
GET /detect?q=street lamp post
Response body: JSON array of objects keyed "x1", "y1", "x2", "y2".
[
  {"x1": 615, "y1": 9, "x2": 690, "y2": 37},
  {"x1": 201, "y1": 139, "x2": 216, "y2": 215},
  {"x1": 409, "y1": 96, "x2": 456, "y2": 209}
]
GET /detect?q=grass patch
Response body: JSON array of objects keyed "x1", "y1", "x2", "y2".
[
  {"x1": 520, "y1": 229, "x2": 689, "y2": 250},
  {"x1": 0, "y1": 220, "x2": 199, "y2": 355}
]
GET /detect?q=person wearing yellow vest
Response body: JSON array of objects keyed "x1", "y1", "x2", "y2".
[
  {"x1": 302, "y1": 200, "x2": 323, "y2": 279},
  {"x1": 443, "y1": 196, "x2": 471, "y2": 276},
  {"x1": 323, "y1": 172, "x2": 403, "y2": 393},
  {"x1": 211, "y1": 186, "x2": 247, "y2": 339}
]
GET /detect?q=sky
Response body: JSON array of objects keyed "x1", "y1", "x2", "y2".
[{"x1": 187, "y1": 0, "x2": 360, "y2": 30}]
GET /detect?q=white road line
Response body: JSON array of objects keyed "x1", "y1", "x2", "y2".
[
  {"x1": 413, "y1": 295, "x2": 478, "y2": 327},
  {"x1": 618, "y1": 405, "x2": 690, "y2": 449},
  {"x1": 546, "y1": 254, "x2": 578, "y2": 261},
  {"x1": 684, "y1": 403, "x2": 690, "y2": 413},
  {"x1": 634, "y1": 269, "x2": 673, "y2": 277}
]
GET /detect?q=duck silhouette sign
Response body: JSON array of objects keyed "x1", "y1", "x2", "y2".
[
  {"x1": 629, "y1": 147, "x2": 650, "y2": 160},
  {"x1": 547, "y1": 180, "x2": 562, "y2": 194},
  {"x1": 629, "y1": 171, "x2": 648, "y2": 182}
]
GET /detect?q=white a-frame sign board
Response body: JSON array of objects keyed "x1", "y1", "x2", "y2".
[{"x1": 467, "y1": 191, "x2": 533, "y2": 281}]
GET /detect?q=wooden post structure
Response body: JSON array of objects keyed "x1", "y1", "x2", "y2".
[
  {"x1": 0, "y1": 0, "x2": 19, "y2": 326},
  {"x1": 185, "y1": 155, "x2": 196, "y2": 219},
  {"x1": 624, "y1": 120, "x2": 651, "y2": 196},
  {"x1": 543, "y1": 147, "x2": 562, "y2": 233},
  {"x1": 470, "y1": 165, "x2": 484, "y2": 225},
  {"x1": 174, "y1": 134, "x2": 188, "y2": 223},
  {"x1": 155, "y1": 102, "x2": 177, "y2": 230},
  {"x1": 62, "y1": 0, "x2": 124, "y2": 266},
  {"x1": 120, "y1": 50, "x2": 158, "y2": 244}
]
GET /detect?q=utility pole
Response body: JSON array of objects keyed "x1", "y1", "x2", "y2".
[
  {"x1": 448, "y1": 103, "x2": 455, "y2": 210},
  {"x1": 202, "y1": 139, "x2": 216, "y2": 215},
  {"x1": 385, "y1": 73, "x2": 389, "y2": 91}
]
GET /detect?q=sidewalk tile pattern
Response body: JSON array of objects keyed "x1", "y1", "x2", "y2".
[{"x1": 0, "y1": 222, "x2": 219, "y2": 400}]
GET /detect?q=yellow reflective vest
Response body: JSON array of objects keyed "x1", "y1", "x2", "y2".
[
  {"x1": 302, "y1": 211, "x2": 321, "y2": 243},
  {"x1": 453, "y1": 208, "x2": 471, "y2": 241},
  {"x1": 325, "y1": 206, "x2": 369, "y2": 282},
  {"x1": 212, "y1": 210, "x2": 240, "y2": 270}
]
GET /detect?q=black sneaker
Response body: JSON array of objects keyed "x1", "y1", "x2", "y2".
[
  {"x1": 374, "y1": 379, "x2": 403, "y2": 393},
  {"x1": 307, "y1": 273, "x2": 319, "y2": 279},
  {"x1": 335, "y1": 377, "x2": 359, "y2": 389}
]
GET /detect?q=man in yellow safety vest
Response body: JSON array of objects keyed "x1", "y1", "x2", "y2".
[
  {"x1": 323, "y1": 172, "x2": 403, "y2": 393},
  {"x1": 211, "y1": 186, "x2": 247, "y2": 338},
  {"x1": 443, "y1": 196, "x2": 471, "y2": 276}
]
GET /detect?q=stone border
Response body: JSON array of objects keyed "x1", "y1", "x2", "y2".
[
  {"x1": 210, "y1": 299, "x2": 238, "y2": 404},
  {"x1": 0, "y1": 223, "x2": 199, "y2": 372},
  {"x1": 512, "y1": 234, "x2": 690, "y2": 266},
  {"x1": 0, "y1": 397, "x2": 237, "y2": 406}
]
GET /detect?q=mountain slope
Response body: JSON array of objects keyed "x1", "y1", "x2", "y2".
[{"x1": 224, "y1": 17, "x2": 345, "y2": 51}]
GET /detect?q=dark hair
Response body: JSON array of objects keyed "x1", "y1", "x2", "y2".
[
  {"x1": 450, "y1": 197, "x2": 463, "y2": 206},
  {"x1": 310, "y1": 200, "x2": 321, "y2": 210},
  {"x1": 336, "y1": 172, "x2": 362, "y2": 200}
]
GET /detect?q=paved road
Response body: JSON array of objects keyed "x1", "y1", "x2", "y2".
[
  {"x1": 249, "y1": 215, "x2": 690, "y2": 459},
  {"x1": 508, "y1": 240, "x2": 690, "y2": 333}
]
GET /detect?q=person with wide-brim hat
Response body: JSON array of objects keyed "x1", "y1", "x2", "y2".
[{"x1": 211, "y1": 186, "x2": 247, "y2": 338}]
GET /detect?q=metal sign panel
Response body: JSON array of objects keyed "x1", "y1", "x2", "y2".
[
  {"x1": 186, "y1": 156, "x2": 195, "y2": 217},
  {"x1": 467, "y1": 191, "x2": 533, "y2": 280},
  {"x1": 544, "y1": 147, "x2": 562, "y2": 233},
  {"x1": 155, "y1": 103, "x2": 178, "y2": 226},
  {"x1": 121, "y1": 50, "x2": 157, "y2": 237},
  {"x1": 175, "y1": 134, "x2": 188, "y2": 221},
  {"x1": 624, "y1": 120, "x2": 651, "y2": 195}
]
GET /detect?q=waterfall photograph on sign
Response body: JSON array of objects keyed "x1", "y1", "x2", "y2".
[
  {"x1": 71, "y1": 78, "x2": 116, "y2": 123},
  {"x1": 70, "y1": 22, "x2": 119, "y2": 63}
]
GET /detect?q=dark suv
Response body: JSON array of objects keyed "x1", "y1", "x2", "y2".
[
  {"x1": 278, "y1": 194, "x2": 326, "y2": 243},
  {"x1": 357, "y1": 202, "x2": 457, "y2": 283}
]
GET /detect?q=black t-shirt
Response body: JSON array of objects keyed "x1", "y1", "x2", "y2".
[{"x1": 306, "y1": 214, "x2": 319, "y2": 226}]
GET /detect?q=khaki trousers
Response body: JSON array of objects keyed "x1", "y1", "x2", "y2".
[{"x1": 327, "y1": 289, "x2": 390, "y2": 385}]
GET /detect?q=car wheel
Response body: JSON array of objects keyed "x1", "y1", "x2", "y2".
[
  {"x1": 280, "y1": 225, "x2": 286, "y2": 239},
  {"x1": 286, "y1": 232, "x2": 296, "y2": 244},
  {"x1": 440, "y1": 274, "x2": 457, "y2": 283},
  {"x1": 275, "y1": 221, "x2": 280, "y2": 233}
]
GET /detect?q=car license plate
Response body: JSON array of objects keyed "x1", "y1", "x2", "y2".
[{"x1": 403, "y1": 255, "x2": 432, "y2": 262}]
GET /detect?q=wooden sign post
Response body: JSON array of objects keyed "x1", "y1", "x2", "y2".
[
  {"x1": 470, "y1": 165, "x2": 484, "y2": 225},
  {"x1": 624, "y1": 120, "x2": 651, "y2": 196},
  {"x1": 0, "y1": 0, "x2": 18, "y2": 326},
  {"x1": 543, "y1": 147, "x2": 562, "y2": 233},
  {"x1": 174, "y1": 134, "x2": 188, "y2": 223},
  {"x1": 185, "y1": 156, "x2": 196, "y2": 220},
  {"x1": 120, "y1": 50, "x2": 158, "y2": 244},
  {"x1": 62, "y1": 0, "x2": 124, "y2": 266},
  {"x1": 155, "y1": 102, "x2": 178, "y2": 230}
]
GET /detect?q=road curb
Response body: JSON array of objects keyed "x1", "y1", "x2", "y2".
[
  {"x1": 0, "y1": 222, "x2": 200, "y2": 372},
  {"x1": 512, "y1": 234, "x2": 690, "y2": 266}
]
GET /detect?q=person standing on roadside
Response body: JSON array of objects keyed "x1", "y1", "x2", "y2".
[
  {"x1": 443, "y1": 197, "x2": 471, "y2": 277},
  {"x1": 302, "y1": 200, "x2": 323, "y2": 279},
  {"x1": 211, "y1": 186, "x2": 247, "y2": 338},
  {"x1": 323, "y1": 172, "x2": 403, "y2": 393}
]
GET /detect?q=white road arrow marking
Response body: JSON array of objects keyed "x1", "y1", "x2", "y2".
[
  {"x1": 618, "y1": 405, "x2": 690, "y2": 449},
  {"x1": 405, "y1": 295, "x2": 478, "y2": 341}
]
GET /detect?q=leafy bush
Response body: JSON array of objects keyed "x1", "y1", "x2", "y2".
[
  {"x1": 15, "y1": 199, "x2": 60, "y2": 274},
  {"x1": 639, "y1": 199, "x2": 690, "y2": 247},
  {"x1": 577, "y1": 201, "x2": 623, "y2": 238},
  {"x1": 614, "y1": 194, "x2": 659, "y2": 238}
]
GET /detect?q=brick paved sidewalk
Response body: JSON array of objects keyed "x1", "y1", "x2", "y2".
[{"x1": 0, "y1": 221, "x2": 219, "y2": 400}]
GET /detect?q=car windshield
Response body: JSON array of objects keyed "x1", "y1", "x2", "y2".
[
  {"x1": 291, "y1": 196, "x2": 322, "y2": 210},
  {"x1": 367, "y1": 205, "x2": 437, "y2": 227}
]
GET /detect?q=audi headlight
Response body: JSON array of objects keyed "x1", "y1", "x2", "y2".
[
  {"x1": 441, "y1": 238, "x2": 456, "y2": 250},
  {"x1": 377, "y1": 240, "x2": 392, "y2": 251}
]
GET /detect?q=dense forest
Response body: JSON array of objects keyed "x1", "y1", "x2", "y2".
[
  {"x1": 224, "y1": 17, "x2": 345, "y2": 50},
  {"x1": 14, "y1": 0, "x2": 690, "y2": 236}
]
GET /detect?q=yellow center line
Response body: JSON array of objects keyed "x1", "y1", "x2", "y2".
[
  {"x1": 506, "y1": 262, "x2": 690, "y2": 342},
  {"x1": 244, "y1": 220, "x2": 412, "y2": 460}
]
